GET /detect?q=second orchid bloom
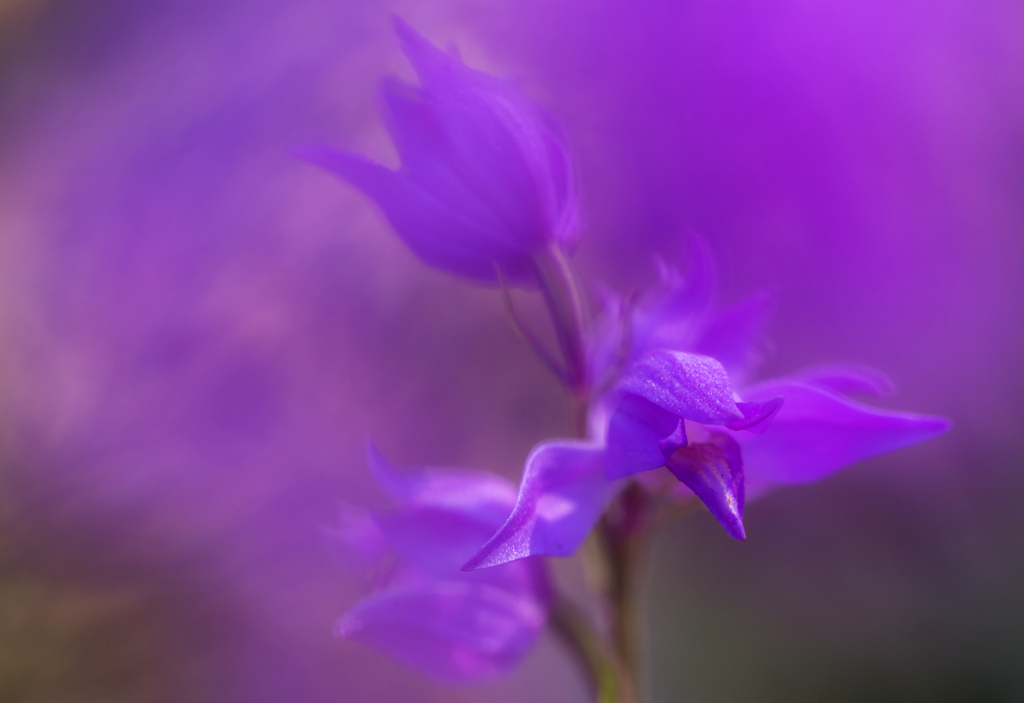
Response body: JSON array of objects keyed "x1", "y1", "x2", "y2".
[
  {"x1": 466, "y1": 235, "x2": 950, "y2": 572},
  {"x1": 303, "y1": 18, "x2": 579, "y2": 286}
]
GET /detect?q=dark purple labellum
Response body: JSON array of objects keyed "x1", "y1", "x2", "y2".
[{"x1": 667, "y1": 431, "x2": 746, "y2": 540}]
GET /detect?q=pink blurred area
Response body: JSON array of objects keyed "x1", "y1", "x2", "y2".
[{"x1": 0, "y1": 0, "x2": 1020, "y2": 701}]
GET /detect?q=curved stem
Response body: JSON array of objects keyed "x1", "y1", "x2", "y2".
[
  {"x1": 534, "y1": 244, "x2": 589, "y2": 397},
  {"x1": 497, "y1": 265, "x2": 568, "y2": 384}
]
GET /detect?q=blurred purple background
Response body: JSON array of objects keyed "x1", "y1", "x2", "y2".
[{"x1": 0, "y1": 0, "x2": 1021, "y2": 701}]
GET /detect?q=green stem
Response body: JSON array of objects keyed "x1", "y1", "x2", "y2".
[
  {"x1": 548, "y1": 598, "x2": 623, "y2": 703},
  {"x1": 596, "y1": 482, "x2": 649, "y2": 703}
]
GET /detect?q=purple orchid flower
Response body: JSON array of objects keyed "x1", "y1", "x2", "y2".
[
  {"x1": 326, "y1": 444, "x2": 550, "y2": 682},
  {"x1": 299, "y1": 18, "x2": 580, "y2": 286},
  {"x1": 465, "y1": 235, "x2": 951, "y2": 567},
  {"x1": 462, "y1": 440, "x2": 612, "y2": 570}
]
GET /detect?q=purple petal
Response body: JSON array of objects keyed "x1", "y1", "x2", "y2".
[
  {"x1": 606, "y1": 393, "x2": 686, "y2": 479},
  {"x1": 737, "y1": 380, "x2": 951, "y2": 484},
  {"x1": 366, "y1": 442, "x2": 517, "y2": 529},
  {"x1": 392, "y1": 18, "x2": 568, "y2": 251},
  {"x1": 693, "y1": 289, "x2": 776, "y2": 382},
  {"x1": 726, "y1": 396, "x2": 784, "y2": 434},
  {"x1": 379, "y1": 77, "x2": 510, "y2": 239},
  {"x1": 618, "y1": 349, "x2": 743, "y2": 425},
  {"x1": 586, "y1": 285, "x2": 628, "y2": 387},
  {"x1": 391, "y1": 16, "x2": 454, "y2": 76},
  {"x1": 653, "y1": 230, "x2": 717, "y2": 318},
  {"x1": 632, "y1": 232, "x2": 717, "y2": 354},
  {"x1": 336, "y1": 580, "x2": 546, "y2": 682},
  {"x1": 535, "y1": 115, "x2": 581, "y2": 248},
  {"x1": 294, "y1": 147, "x2": 533, "y2": 283},
  {"x1": 463, "y1": 441, "x2": 611, "y2": 569},
  {"x1": 788, "y1": 363, "x2": 896, "y2": 397},
  {"x1": 373, "y1": 505, "x2": 506, "y2": 575},
  {"x1": 666, "y1": 431, "x2": 746, "y2": 540},
  {"x1": 301, "y1": 19, "x2": 578, "y2": 286},
  {"x1": 321, "y1": 502, "x2": 390, "y2": 575}
]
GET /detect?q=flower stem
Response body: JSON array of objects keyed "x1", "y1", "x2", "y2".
[
  {"x1": 534, "y1": 246, "x2": 651, "y2": 701},
  {"x1": 548, "y1": 597, "x2": 624, "y2": 703},
  {"x1": 596, "y1": 482, "x2": 649, "y2": 703},
  {"x1": 534, "y1": 244, "x2": 589, "y2": 404}
]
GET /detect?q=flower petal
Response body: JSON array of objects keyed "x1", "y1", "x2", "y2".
[
  {"x1": 392, "y1": 18, "x2": 562, "y2": 251},
  {"x1": 693, "y1": 289, "x2": 776, "y2": 383},
  {"x1": 380, "y1": 77, "x2": 510, "y2": 241},
  {"x1": 294, "y1": 146, "x2": 533, "y2": 283},
  {"x1": 321, "y1": 502, "x2": 390, "y2": 575},
  {"x1": 606, "y1": 393, "x2": 686, "y2": 479},
  {"x1": 653, "y1": 231, "x2": 717, "y2": 316},
  {"x1": 666, "y1": 431, "x2": 746, "y2": 540},
  {"x1": 632, "y1": 232, "x2": 717, "y2": 354},
  {"x1": 463, "y1": 441, "x2": 611, "y2": 569},
  {"x1": 366, "y1": 442, "x2": 517, "y2": 528},
  {"x1": 726, "y1": 396, "x2": 784, "y2": 434},
  {"x1": 586, "y1": 284, "x2": 628, "y2": 387},
  {"x1": 534, "y1": 115, "x2": 581, "y2": 247},
  {"x1": 618, "y1": 349, "x2": 743, "y2": 424},
  {"x1": 737, "y1": 380, "x2": 951, "y2": 484},
  {"x1": 335, "y1": 580, "x2": 546, "y2": 682},
  {"x1": 373, "y1": 506, "x2": 506, "y2": 576},
  {"x1": 788, "y1": 363, "x2": 896, "y2": 397}
]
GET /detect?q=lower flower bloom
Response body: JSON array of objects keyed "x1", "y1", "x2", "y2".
[{"x1": 326, "y1": 444, "x2": 550, "y2": 682}]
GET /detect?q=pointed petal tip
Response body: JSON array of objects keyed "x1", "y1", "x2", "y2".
[
  {"x1": 924, "y1": 415, "x2": 953, "y2": 436},
  {"x1": 711, "y1": 509, "x2": 746, "y2": 541},
  {"x1": 460, "y1": 552, "x2": 488, "y2": 572},
  {"x1": 391, "y1": 16, "x2": 450, "y2": 79},
  {"x1": 364, "y1": 440, "x2": 404, "y2": 497},
  {"x1": 390, "y1": 15, "x2": 422, "y2": 52},
  {"x1": 883, "y1": 412, "x2": 953, "y2": 445},
  {"x1": 740, "y1": 380, "x2": 953, "y2": 485},
  {"x1": 333, "y1": 613, "x2": 360, "y2": 639},
  {"x1": 291, "y1": 145, "x2": 394, "y2": 186},
  {"x1": 460, "y1": 529, "x2": 533, "y2": 570},
  {"x1": 728, "y1": 396, "x2": 784, "y2": 434},
  {"x1": 459, "y1": 524, "x2": 508, "y2": 570},
  {"x1": 460, "y1": 526, "x2": 526, "y2": 571},
  {"x1": 718, "y1": 510, "x2": 747, "y2": 541},
  {"x1": 390, "y1": 14, "x2": 410, "y2": 34},
  {"x1": 364, "y1": 437, "x2": 386, "y2": 470}
]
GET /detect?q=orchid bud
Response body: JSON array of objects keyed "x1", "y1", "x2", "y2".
[{"x1": 301, "y1": 18, "x2": 580, "y2": 286}]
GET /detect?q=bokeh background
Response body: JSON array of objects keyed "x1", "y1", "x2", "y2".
[{"x1": 1, "y1": 0, "x2": 1021, "y2": 701}]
